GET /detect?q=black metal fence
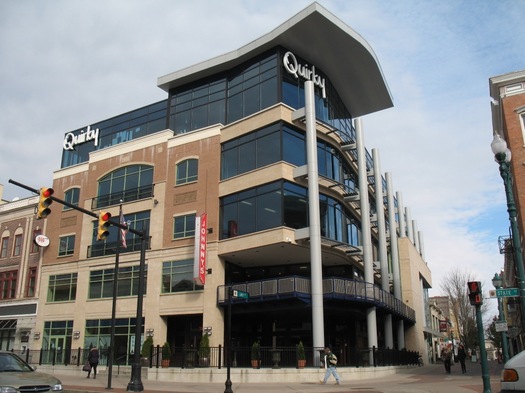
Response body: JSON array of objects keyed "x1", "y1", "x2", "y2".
[{"x1": 15, "y1": 345, "x2": 419, "y2": 369}]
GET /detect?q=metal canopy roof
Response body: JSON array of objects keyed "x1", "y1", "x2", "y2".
[{"x1": 157, "y1": 2, "x2": 393, "y2": 118}]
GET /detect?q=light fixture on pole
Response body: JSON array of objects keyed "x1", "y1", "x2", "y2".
[
  {"x1": 492, "y1": 273, "x2": 509, "y2": 363},
  {"x1": 491, "y1": 134, "x2": 525, "y2": 332}
]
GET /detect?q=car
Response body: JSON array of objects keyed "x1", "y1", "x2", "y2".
[
  {"x1": 502, "y1": 350, "x2": 525, "y2": 393},
  {"x1": 0, "y1": 351, "x2": 63, "y2": 393}
]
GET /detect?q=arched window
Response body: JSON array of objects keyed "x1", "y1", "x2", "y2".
[
  {"x1": 63, "y1": 188, "x2": 80, "y2": 210},
  {"x1": 176, "y1": 159, "x2": 198, "y2": 185},
  {"x1": 95, "y1": 165, "x2": 154, "y2": 208}
]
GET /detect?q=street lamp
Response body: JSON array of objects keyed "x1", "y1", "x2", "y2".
[
  {"x1": 491, "y1": 134, "x2": 525, "y2": 332},
  {"x1": 492, "y1": 273, "x2": 509, "y2": 363}
]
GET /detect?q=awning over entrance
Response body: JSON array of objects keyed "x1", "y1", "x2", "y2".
[{"x1": 0, "y1": 319, "x2": 17, "y2": 330}]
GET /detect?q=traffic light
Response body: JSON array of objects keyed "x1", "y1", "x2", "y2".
[
  {"x1": 467, "y1": 281, "x2": 483, "y2": 306},
  {"x1": 37, "y1": 187, "x2": 54, "y2": 219},
  {"x1": 97, "y1": 211, "x2": 112, "y2": 241}
]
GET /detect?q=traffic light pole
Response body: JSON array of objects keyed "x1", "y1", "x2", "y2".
[
  {"x1": 474, "y1": 304, "x2": 492, "y2": 393},
  {"x1": 9, "y1": 179, "x2": 147, "y2": 391}
]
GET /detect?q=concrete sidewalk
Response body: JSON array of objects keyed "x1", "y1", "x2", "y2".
[{"x1": 54, "y1": 362, "x2": 504, "y2": 393}]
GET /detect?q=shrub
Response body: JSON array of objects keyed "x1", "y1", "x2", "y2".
[
  {"x1": 162, "y1": 342, "x2": 171, "y2": 360},
  {"x1": 297, "y1": 341, "x2": 306, "y2": 360},
  {"x1": 251, "y1": 341, "x2": 260, "y2": 360},
  {"x1": 198, "y1": 333, "x2": 210, "y2": 358}
]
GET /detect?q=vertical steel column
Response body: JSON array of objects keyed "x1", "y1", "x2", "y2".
[
  {"x1": 304, "y1": 81, "x2": 325, "y2": 354},
  {"x1": 396, "y1": 191, "x2": 406, "y2": 238},
  {"x1": 356, "y1": 119, "x2": 378, "y2": 357},
  {"x1": 387, "y1": 173, "x2": 405, "y2": 349},
  {"x1": 372, "y1": 149, "x2": 392, "y2": 348}
]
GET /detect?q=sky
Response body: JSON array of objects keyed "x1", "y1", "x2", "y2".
[{"x1": 0, "y1": 0, "x2": 523, "y2": 302}]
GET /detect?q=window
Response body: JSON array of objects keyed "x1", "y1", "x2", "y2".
[
  {"x1": 89, "y1": 266, "x2": 147, "y2": 299},
  {"x1": 96, "y1": 165, "x2": 154, "y2": 208},
  {"x1": 0, "y1": 271, "x2": 17, "y2": 299},
  {"x1": 84, "y1": 318, "x2": 140, "y2": 352},
  {"x1": 30, "y1": 230, "x2": 41, "y2": 253},
  {"x1": 63, "y1": 188, "x2": 80, "y2": 210},
  {"x1": 173, "y1": 214, "x2": 196, "y2": 239},
  {"x1": 58, "y1": 235, "x2": 75, "y2": 256},
  {"x1": 162, "y1": 260, "x2": 203, "y2": 293},
  {"x1": 47, "y1": 273, "x2": 77, "y2": 302},
  {"x1": 176, "y1": 159, "x2": 198, "y2": 185},
  {"x1": 0, "y1": 237, "x2": 8, "y2": 258},
  {"x1": 26, "y1": 268, "x2": 37, "y2": 297},
  {"x1": 12, "y1": 234, "x2": 22, "y2": 257}
]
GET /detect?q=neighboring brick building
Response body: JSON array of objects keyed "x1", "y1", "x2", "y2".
[{"x1": 490, "y1": 70, "x2": 525, "y2": 355}]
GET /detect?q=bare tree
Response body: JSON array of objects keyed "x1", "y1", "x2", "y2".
[{"x1": 440, "y1": 268, "x2": 488, "y2": 351}]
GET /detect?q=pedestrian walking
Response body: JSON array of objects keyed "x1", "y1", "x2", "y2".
[
  {"x1": 86, "y1": 346, "x2": 100, "y2": 379},
  {"x1": 457, "y1": 344, "x2": 467, "y2": 374},
  {"x1": 320, "y1": 346, "x2": 340, "y2": 385},
  {"x1": 442, "y1": 347, "x2": 452, "y2": 374}
]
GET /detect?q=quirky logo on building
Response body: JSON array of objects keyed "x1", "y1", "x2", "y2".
[
  {"x1": 283, "y1": 51, "x2": 326, "y2": 99},
  {"x1": 63, "y1": 125, "x2": 100, "y2": 151}
]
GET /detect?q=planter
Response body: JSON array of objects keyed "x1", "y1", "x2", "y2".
[
  {"x1": 251, "y1": 359, "x2": 260, "y2": 369},
  {"x1": 161, "y1": 359, "x2": 170, "y2": 368},
  {"x1": 198, "y1": 357, "x2": 210, "y2": 367},
  {"x1": 297, "y1": 359, "x2": 306, "y2": 369}
]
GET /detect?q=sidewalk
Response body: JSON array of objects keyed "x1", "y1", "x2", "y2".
[{"x1": 55, "y1": 361, "x2": 504, "y2": 393}]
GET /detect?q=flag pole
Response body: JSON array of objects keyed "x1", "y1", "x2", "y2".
[{"x1": 107, "y1": 201, "x2": 123, "y2": 389}]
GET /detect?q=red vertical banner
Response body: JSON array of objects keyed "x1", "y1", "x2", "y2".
[{"x1": 194, "y1": 213, "x2": 207, "y2": 286}]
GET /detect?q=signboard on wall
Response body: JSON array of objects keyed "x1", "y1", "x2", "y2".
[{"x1": 193, "y1": 213, "x2": 208, "y2": 286}]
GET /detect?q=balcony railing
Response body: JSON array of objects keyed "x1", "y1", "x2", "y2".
[
  {"x1": 92, "y1": 184, "x2": 154, "y2": 209},
  {"x1": 218, "y1": 276, "x2": 415, "y2": 322},
  {"x1": 87, "y1": 237, "x2": 151, "y2": 258}
]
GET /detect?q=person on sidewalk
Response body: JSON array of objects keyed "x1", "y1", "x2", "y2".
[
  {"x1": 320, "y1": 346, "x2": 341, "y2": 385},
  {"x1": 442, "y1": 347, "x2": 452, "y2": 374},
  {"x1": 86, "y1": 346, "x2": 100, "y2": 379},
  {"x1": 457, "y1": 344, "x2": 467, "y2": 374}
]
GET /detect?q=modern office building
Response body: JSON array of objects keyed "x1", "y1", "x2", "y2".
[
  {"x1": 490, "y1": 69, "x2": 525, "y2": 355},
  {"x1": 4, "y1": 3, "x2": 433, "y2": 370}
]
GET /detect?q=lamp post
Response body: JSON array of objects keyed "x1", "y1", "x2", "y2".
[
  {"x1": 492, "y1": 273, "x2": 510, "y2": 363},
  {"x1": 491, "y1": 134, "x2": 525, "y2": 332}
]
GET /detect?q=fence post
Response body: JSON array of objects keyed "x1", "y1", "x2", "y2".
[{"x1": 218, "y1": 344, "x2": 222, "y2": 369}]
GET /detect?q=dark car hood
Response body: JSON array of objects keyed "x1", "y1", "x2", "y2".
[{"x1": 1, "y1": 370, "x2": 62, "y2": 388}]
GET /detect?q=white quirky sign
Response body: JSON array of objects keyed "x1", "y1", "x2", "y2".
[
  {"x1": 283, "y1": 51, "x2": 326, "y2": 99},
  {"x1": 63, "y1": 125, "x2": 99, "y2": 151}
]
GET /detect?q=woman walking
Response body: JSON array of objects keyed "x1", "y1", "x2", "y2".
[{"x1": 87, "y1": 346, "x2": 100, "y2": 379}]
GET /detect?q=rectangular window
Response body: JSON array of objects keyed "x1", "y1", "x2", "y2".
[
  {"x1": 173, "y1": 214, "x2": 196, "y2": 239},
  {"x1": 13, "y1": 234, "x2": 22, "y2": 257},
  {"x1": 0, "y1": 237, "x2": 8, "y2": 258},
  {"x1": 89, "y1": 266, "x2": 147, "y2": 299},
  {"x1": 58, "y1": 235, "x2": 75, "y2": 256},
  {"x1": 0, "y1": 271, "x2": 17, "y2": 300},
  {"x1": 30, "y1": 230, "x2": 42, "y2": 253},
  {"x1": 162, "y1": 260, "x2": 203, "y2": 293},
  {"x1": 26, "y1": 268, "x2": 37, "y2": 297},
  {"x1": 47, "y1": 273, "x2": 77, "y2": 302}
]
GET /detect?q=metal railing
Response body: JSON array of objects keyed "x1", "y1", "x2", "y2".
[
  {"x1": 13, "y1": 344, "x2": 419, "y2": 369},
  {"x1": 91, "y1": 184, "x2": 154, "y2": 209},
  {"x1": 217, "y1": 276, "x2": 415, "y2": 322}
]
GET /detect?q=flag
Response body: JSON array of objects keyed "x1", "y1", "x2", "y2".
[{"x1": 120, "y1": 209, "x2": 128, "y2": 248}]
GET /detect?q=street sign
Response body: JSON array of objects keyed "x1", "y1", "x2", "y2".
[
  {"x1": 496, "y1": 288, "x2": 520, "y2": 297},
  {"x1": 496, "y1": 321, "x2": 508, "y2": 332},
  {"x1": 233, "y1": 290, "x2": 250, "y2": 299}
]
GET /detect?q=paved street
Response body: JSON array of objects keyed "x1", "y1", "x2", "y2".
[{"x1": 54, "y1": 360, "x2": 505, "y2": 393}]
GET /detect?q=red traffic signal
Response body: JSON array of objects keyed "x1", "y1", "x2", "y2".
[
  {"x1": 37, "y1": 187, "x2": 54, "y2": 219},
  {"x1": 467, "y1": 281, "x2": 481, "y2": 294},
  {"x1": 97, "y1": 211, "x2": 112, "y2": 241}
]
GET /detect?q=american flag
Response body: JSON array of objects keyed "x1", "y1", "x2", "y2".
[{"x1": 120, "y1": 210, "x2": 127, "y2": 248}]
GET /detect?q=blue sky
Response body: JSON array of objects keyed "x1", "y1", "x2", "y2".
[{"x1": 0, "y1": 0, "x2": 523, "y2": 300}]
